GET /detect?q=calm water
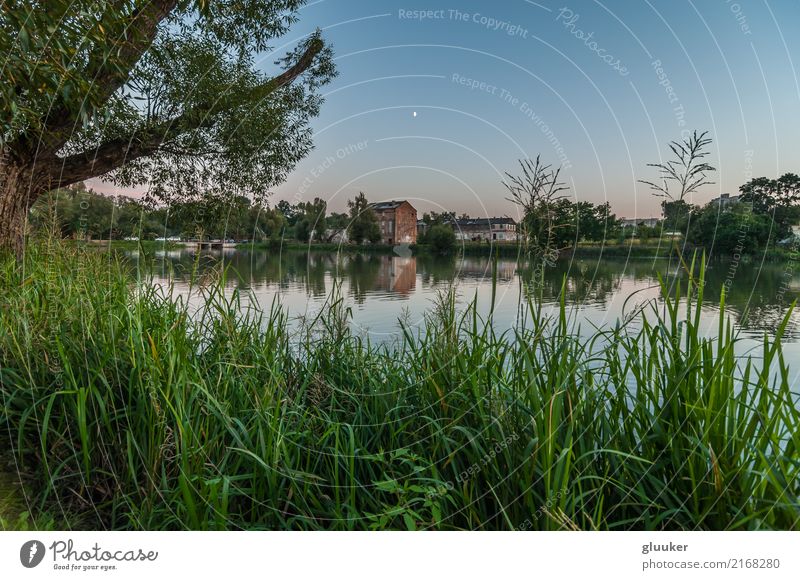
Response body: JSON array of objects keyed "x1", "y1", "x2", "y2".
[
  {"x1": 134, "y1": 250, "x2": 800, "y2": 348},
  {"x1": 130, "y1": 247, "x2": 800, "y2": 369}
]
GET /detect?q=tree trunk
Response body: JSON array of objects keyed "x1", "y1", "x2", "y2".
[{"x1": 0, "y1": 154, "x2": 32, "y2": 260}]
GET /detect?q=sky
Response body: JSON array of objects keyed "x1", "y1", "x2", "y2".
[{"x1": 99, "y1": 0, "x2": 800, "y2": 220}]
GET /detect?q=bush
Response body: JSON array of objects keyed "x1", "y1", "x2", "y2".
[{"x1": 427, "y1": 224, "x2": 456, "y2": 254}]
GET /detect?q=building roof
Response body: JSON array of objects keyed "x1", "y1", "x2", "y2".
[
  {"x1": 455, "y1": 217, "x2": 516, "y2": 227},
  {"x1": 370, "y1": 200, "x2": 413, "y2": 211}
]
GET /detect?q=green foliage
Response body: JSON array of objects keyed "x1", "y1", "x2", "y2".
[
  {"x1": 661, "y1": 199, "x2": 694, "y2": 231},
  {"x1": 739, "y1": 174, "x2": 800, "y2": 239},
  {"x1": 327, "y1": 212, "x2": 350, "y2": 231},
  {"x1": 1, "y1": 1, "x2": 336, "y2": 203},
  {"x1": 28, "y1": 184, "x2": 287, "y2": 241},
  {"x1": 294, "y1": 197, "x2": 327, "y2": 242},
  {"x1": 427, "y1": 224, "x2": 456, "y2": 254},
  {"x1": 506, "y1": 158, "x2": 620, "y2": 252},
  {"x1": 347, "y1": 192, "x2": 380, "y2": 244},
  {"x1": 687, "y1": 202, "x2": 773, "y2": 254},
  {"x1": 678, "y1": 172, "x2": 800, "y2": 254},
  {"x1": 1, "y1": 245, "x2": 798, "y2": 530}
]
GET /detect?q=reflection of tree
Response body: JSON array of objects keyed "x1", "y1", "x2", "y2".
[
  {"x1": 346, "y1": 254, "x2": 382, "y2": 304},
  {"x1": 698, "y1": 260, "x2": 800, "y2": 337},
  {"x1": 417, "y1": 254, "x2": 458, "y2": 286},
  {"x1": 144, "y1": 249, "x2": 800, "y2": 339},
  {"x1": 516, "y1": 258, "x2": 633, "y2": 306}
]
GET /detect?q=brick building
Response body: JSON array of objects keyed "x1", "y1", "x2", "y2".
[{"x1": 370, "y1": 200, "x2": 417, "y2": 245}]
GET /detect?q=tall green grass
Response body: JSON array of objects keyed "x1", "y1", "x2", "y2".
[{"x1": 0, "y1": 244, "x2": 798, "y2": 530}]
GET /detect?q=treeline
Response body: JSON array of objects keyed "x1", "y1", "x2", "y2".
[
  {"x1": 663, "y1": 174, "x2": 800, "y2": 254},
  {"x1": 517, "y1": 200, "x2": 624, "y2": 245},
  {"x1": 507, "y1": 133, "x2": 800, "y2": 256},
  {"x1": 30, "y1": 185, "x2": 284, "y2": 241},
  {"x1": 28, "y1": 185, "x2": 384, "y2": 243}
]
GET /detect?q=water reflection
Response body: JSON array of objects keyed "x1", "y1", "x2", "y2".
[{"x1": 132, "y1": 248, "x2": 800, "y2": 343}]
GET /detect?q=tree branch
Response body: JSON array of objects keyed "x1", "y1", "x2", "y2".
[
  {"x1": 30, "y1": 0, "x2": 180, "y2": 157},
  {"x1": 40, "y1": 36, "x2": 326, "y2": 191}
]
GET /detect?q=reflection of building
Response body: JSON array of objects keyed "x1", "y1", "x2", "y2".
[
  {"x1": 376, "y1": 256, "x2": 416, "y2": 295},
  {"x1": 453, "y1": 257, "x2": 518, "y2": 281},
  {"x1": 370, "y1": 200, "x2": 418, "y2": 245},
  {"x1": 453, "y1": 217, "x2": 518, "y2": 242}
]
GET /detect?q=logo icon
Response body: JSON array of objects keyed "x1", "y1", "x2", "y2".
[{"x1": 20, "y1": 540, "x2": 46, "y2": 568}]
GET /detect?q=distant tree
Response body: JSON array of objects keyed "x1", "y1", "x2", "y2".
[
  {"x1": 295, "y1": 197, "x2": 326, "y2": 242},
  {"x1": 547, "y1": 198, "x2": 577, "y2": 247},
  {"x1": 661, "y1": 199, "x2": 694, "y2": 231},
  {"x1": 739, "y1": 174, "x2": 800, "y2": 239},
  {"x1": 575, "y1": 201, "x2": 601, "y2": 241},
  {"x1": 294, "y1": 217, "x2": 311, "y2": 242},
  {"x1": 113, "y1": 197, "x2": 147, "y2": 239},
  {"x1": 276, "y1": 200, "x2": 301, "y2": 227},
  {"x1": 740, "y1": 174, "x2": 800, "y2": 210},
  {"x1": 427, "y1": 224, "x2": 456, "y2": 254},
  {"x1": 688, "y1": 202, "x2": 772, "y2": 254},
  {"x1": 593, "y1": 201, "x2": 621, "y2": 240},
  {"x1": 327, "y1": 212, "x2": 350, "y2": 230},
  {"x1": 635, "y1": 224, "x2": 658, "y2": 243},
  {"x1": 257, "y1": 206, "x2": 287, "y2": 241},
  {"x1": 421, "y1": 211, "x2": 456, "y2": 226},
  {"x1": 347, "y1": 192, "x2": 380, "y2": 244},
  {"x1": 323, "y1": 211, "x2": 350, "y2": 242}
]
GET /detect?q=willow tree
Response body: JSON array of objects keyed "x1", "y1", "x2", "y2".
[{"x1": 0, "y1": 0, "x2": 336, "y2": 256}]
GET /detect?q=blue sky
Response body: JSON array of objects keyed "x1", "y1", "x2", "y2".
[{"x1": 261, "y1": 0, "x2": 800, "y2": 219}]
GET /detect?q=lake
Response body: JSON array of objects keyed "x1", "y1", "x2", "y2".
[{"x1": 129, "y1": 247, "x2": 800, "y2": 368}]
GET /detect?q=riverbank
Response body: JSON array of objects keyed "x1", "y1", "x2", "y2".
[
  {"x1": 94, "y1": 238, "x2": 797, "y2": 262},
  {"x1": 1, "y1": 244, "x2": 797, "y2": 530}
]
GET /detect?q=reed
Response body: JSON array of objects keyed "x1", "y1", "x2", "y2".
[{"x1": 0, "y1": 244, "x2": 797, "y2": 530}]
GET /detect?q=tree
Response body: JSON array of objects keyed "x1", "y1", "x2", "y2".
[
  {"x1": 687, "y1": 202, "x2": 772, "y2": 254},
  {"x1": 593, "y1": 201, "x2": 621, "y2": 241},
  {"x1": 427, "y1": 224, "x2": 456, "y2": 254},
  {"x1": 254, "y1": 205, "x2": 287, "y2": 242},
  {"x1": 327, "y1": 212, "x2": 350, "y2": 230},
  {"x1": 419, "y1": 211, "x2": 455, "y2": 244},
  {"x1": 324, "y1": 211, "x2": 349, "y2": 242},
  {"x1": 347, "y1": 192, "x2": 380, "y2": 244},
  {"x1": 739, "y1": 174, "x2": 800, "y2": 239},
  {"x1": 29, "y1": 184, "x2": 153, "y2": 240},
  {"x1": 277, "y1": 200, "x2": 301, "y2": 227},
  {"x1": 661, "y1": 199, "x2": 694, "y2": 232},
  {"x1": 421, "y1": 211, "x2": 456, "y2": 227},
  {"x1": 294, "y1": 197, "x2": 326, "y2": 242},
  {"x1": 0, "y1": 1, "x2": 336, "y2": 256}
]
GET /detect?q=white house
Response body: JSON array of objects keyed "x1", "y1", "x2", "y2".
[{"x1": 453, "y1": 217, "x2": 519, "y2": 242}]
